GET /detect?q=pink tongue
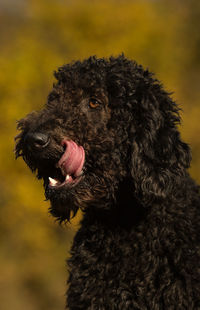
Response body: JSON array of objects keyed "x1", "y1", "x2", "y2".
[{"x1": 58, "y1": 140, "x2": 85, "y2": 177}]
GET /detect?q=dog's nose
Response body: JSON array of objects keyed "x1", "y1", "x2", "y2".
[{"x1": 25, "y1": 132, "x2": 50, "y2": 149}]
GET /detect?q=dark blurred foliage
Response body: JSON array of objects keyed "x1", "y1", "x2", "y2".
[{"x1": 0, "y1": 0, "x2": 199, "y2": 309}]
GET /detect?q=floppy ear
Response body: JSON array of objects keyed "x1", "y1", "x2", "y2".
[{"x1": 130, "y1": 82, "x2": 191, "y2": 205}]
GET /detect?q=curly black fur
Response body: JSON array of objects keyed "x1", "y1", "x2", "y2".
[{"x1": 15, "y1": 55, "x2": 200, "y2": 309}]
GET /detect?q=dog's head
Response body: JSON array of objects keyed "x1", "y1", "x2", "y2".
[{"x1": 15, "y1": 55, "x2": 191, "y2": 222}]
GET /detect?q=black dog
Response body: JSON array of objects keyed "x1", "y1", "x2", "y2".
[{"x1": 15, "y1": 55, "x2": 200, "y2": 309}]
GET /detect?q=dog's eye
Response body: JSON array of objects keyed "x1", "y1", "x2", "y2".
[{"x1": 88, "y1": 98, "x2": 101, "y2": 109}]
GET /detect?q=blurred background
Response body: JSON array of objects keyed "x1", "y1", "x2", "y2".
[{"x1": 0, "y1": 0, "x2": 200, "y2": 309}]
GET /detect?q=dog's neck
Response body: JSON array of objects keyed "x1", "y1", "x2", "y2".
[{"x1": 85, "y1": 179, "x2": 148, "y2": 230}]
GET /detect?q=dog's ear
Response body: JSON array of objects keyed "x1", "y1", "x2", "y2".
[{"x1": 130, "y1": 81, "x2": 191, "y2": 205}]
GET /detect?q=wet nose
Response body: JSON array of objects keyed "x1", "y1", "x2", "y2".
[{"x1": 25, "y1": 132, "x2": 50, "y2": 149}]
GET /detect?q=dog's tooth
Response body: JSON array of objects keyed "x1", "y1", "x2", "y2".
[
  {"x1": 66, "y1": 174, "x2": 70, "y2": 180},
  {"x1": 49, "y1": 177, "x2": 58, "y2": 186}
]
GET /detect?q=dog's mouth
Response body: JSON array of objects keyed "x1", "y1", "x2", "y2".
[{"x1": 48, "y1": 140, "x2": 85, "y2": 188}]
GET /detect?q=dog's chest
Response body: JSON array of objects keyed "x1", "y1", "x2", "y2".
[{"x1": 67, "y1": 218, "x2": 156, "y2": 308}]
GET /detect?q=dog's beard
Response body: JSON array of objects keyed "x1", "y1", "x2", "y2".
[
  {"x1": 46, "y1": 185, "x2": 79, "y2": 223},
  {"x1": 44, "y1": 173, "x2": 115, "y2": 223}
]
